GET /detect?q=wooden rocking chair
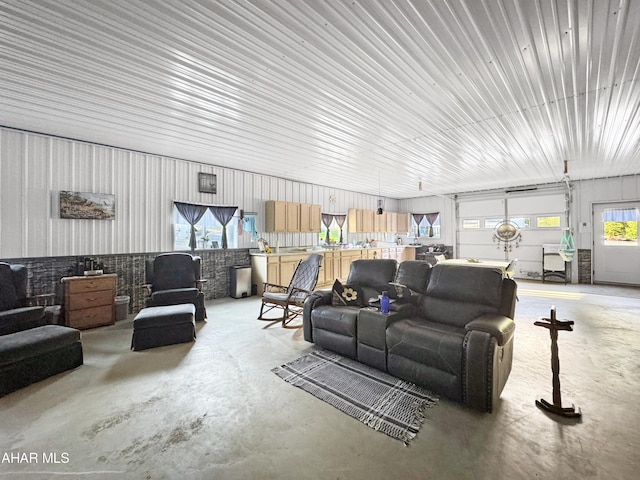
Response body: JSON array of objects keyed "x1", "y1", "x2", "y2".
[{"x1": 258, "y1": 254, "x2": 322, "y2": 327}]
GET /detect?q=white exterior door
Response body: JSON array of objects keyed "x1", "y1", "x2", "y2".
[{"x1": 592, "y1": 202, "x2": 640, "y2": 285}]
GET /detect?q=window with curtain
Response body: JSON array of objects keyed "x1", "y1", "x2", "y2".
[
  {"x1": 173, "y1": 205, "x2": 239, "y2": 250},
  {"x1": 602, "y1": 207, "x2": 638, "y2": 246},
  {"x1": 318, "y1": 214, "x2": 345, "y2": 244},
  {"x1": 411, "y1": 212, "x2": 441, "y2": 238}
]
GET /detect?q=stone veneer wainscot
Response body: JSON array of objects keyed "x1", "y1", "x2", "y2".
[{"x1": 0, "y1": 249, "x2": 251, "y2": 315}]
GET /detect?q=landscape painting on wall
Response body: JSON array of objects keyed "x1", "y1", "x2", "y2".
[{"x1": 59, "y1": 191, "x2": 115, "y2": 220}]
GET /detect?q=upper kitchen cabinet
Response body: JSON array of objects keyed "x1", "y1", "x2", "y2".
[
  {"x1": 348, "y1": 208, "x2": 405, "y2": 233},
  {"x1": 265, "y1": 201, "x2": 287, "y2": 232},
  {"x1": 347, "y1": 208, "x2": 362, "y2": 233},
  {"x1": 265, "y1": 201, "x2": 320, "y2": 233},
  {"x1": 361, "y1": 209, "x2": 374, "y2": 232},
  {"x1": 397, "y1": 213, "x2": 410, "y2": 234},
  {"x1": 300, "y1": 203, "x2": 321, "y2": 232},
  {"x1": 374, "y1": 212, "x2": 387, "y2": 232}
]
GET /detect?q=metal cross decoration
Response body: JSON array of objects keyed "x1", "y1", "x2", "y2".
[{"x1": 534, "y1": 306, "x2": 582, "y2": 418}]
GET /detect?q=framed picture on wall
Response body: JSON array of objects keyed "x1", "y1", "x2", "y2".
[
  {"x1": 59, "y1": 191, "x2": 115, "y2": 220},
  {"x1": 198, "y1": 173, "x2": 217, "y2": 194}
]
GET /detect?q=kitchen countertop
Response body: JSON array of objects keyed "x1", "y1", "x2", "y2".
[{"x1": 249, "y1": 244, "x2": 419, "y2": 257}]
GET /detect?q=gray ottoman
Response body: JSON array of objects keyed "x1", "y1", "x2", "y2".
[
  {"x1": 0, "y1": 325, "x2": 83, "y2": 397},
  {"x1": 131, "y1": 304, "x2": 196, "y2": 351}
]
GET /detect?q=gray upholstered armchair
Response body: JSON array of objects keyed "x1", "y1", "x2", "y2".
[
  {"x1": 143, "y1": 253, "x2": 207, "y2": 321},
  {"x1": 0, "y1": 262, "x2": 45, "y2": 336}
]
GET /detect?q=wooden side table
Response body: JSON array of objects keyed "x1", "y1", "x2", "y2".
[{"x1": 62, "y1": 274, "x2": 117, "y2": 329}]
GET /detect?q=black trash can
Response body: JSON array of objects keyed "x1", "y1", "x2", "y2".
[{"x1": 230, "y1": 265, "x2": 252, "y2": 298}]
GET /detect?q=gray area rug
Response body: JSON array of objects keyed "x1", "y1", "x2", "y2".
[{"x1": 272, "y1": 350, "x2": 438, "y2": 444}]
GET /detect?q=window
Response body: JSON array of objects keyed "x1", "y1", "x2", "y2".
[
  {"x1": 509, "y1": 217, "x2": 530, "y2": 228},
  {"x1": 602, "y1": 208, "x2": 638, "y2": 246},
  {"x1": 484, "y1": 218, "x2": 503, "y2": 229},
  {"x1": 462, "y1": 219, "x2": 480, "y2": 229},
  {"x1": 411, "y1": 213, "x2": 440, "y2": 238},
  {"x1": 536, "y1": 216, "x2": 561, "y2": 228},
  {"x1": 318, "y1": 222, "x2": 342, "y2": 244},
  {"x1": 173, "y1": 206, "x2": 239, "y2": 250},
  {"x1": 319, "y1": 213, "x2": 346, "y2": 245}
]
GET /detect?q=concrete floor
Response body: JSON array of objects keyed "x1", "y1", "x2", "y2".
[{"x1": 1, "y1": 280, "x2": 639, "y2": 480}]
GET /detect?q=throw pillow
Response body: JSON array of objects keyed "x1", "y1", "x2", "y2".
[
  {"x1": 370, "y1": 283, "x2": 413, "y2": 299},
  {"x1": 331, "y1": 279, "x2": 363, "y2": 307},
  {"x1": 0, "y1": 263, "x2": 20, "y2": 311},
  {"x1": 389, "y1": 282, "x2": 414, "y2": 299}
]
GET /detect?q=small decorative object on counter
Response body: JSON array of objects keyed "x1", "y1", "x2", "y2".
[{"x1": 380, "y1": 291, "x2": 390, "y2": 314}]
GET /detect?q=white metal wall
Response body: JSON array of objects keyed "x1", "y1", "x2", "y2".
[
  {"x1": 573, "y1": 175, "x2": 640, "y2": 250},
  {"x1": 0, "y1": 127, "x2": 397, "y2": 258},
  {"x1": 397, "y1": 195, "x2": 456, "y2": 247},
  {"x1": 3, "y1": 127, "x2": 638, "y2": 265}
]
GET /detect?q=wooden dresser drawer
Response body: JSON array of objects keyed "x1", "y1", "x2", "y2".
[
  {"x1": 62, "y1": 274, "x2": 117, "y2": 330},
  {"x1": 66, "y1": 289, "x2": 114, "y2": 311},
  {"x1": 66, "y1": 304, "x2": 114, "y2": 329},
  {"x1": 65, "y1": 276, "x2": 115, "y2": 294}
]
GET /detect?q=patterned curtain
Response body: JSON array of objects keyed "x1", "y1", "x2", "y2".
[
  {"x1": 334, "y1": 214, "x2": 346, "y2": 243},
  {"x1": 209, "y1": 206, "x2": 238, "y2": 249},
  {"x1": 174, "y1": 202, "x2": 208, "y2": 253}
]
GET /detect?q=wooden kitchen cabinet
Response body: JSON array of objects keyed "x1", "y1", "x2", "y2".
[
  {"x1": 265, "y1": 200, "x2": 288, "y2": 232},
  {"x1": 286, "y1": 203, "x2": 300, "y2": 232},
  {"x1": 266, "y1": 257, "x2": 280, "y2": 288},
  {"x1": 347, "y1": 208, "x2": 361, "y2": 233},
  {"x1": 299, "y1": 203, "x2": 321, "y2": 232},
  {"x1": 340, "y1": 250, "x2": 361, "y2": 279},
  {"x1": 311, "y1": 204, "x2": 321, "y2": 231},
  {"x1": 252, "y1": 253, "x2": 313, "y2": 295},
  {"x1": 374, "y1": 212, "x2": 387, "y2": 232},
  {"x1": 387, "y1": 212, "x2": 398, "y2": 232},
  {"x1": 265, "y1": 200, "x2": 319, "y2": 232},
  {"x1": 279, "y1": 254, "x2": 307, "y2": 287},
  {"x1": 397, "y1": 213, "x2": 410, "y2": 234},
  {"x1": 63, "y1": 274, "x2": 116, "y2": 329},
  {"x1": 350, "y1": 208, "x2": 402, "y2": 233},
  {"x1": 361, "y1": 209, "x2": 374, "y2": 232},
  {"x1": 320, "y1": 251, "x2": 334, "y2": 284}
]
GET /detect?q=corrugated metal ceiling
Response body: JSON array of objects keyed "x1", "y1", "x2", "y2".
[{"x1": 1, "y1": 0, "x2": 639, "y2": 198}]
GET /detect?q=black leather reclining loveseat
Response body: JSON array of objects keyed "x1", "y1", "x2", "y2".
[{"x1": 303, "y1": 259, "x2": 517, "y2": 412}]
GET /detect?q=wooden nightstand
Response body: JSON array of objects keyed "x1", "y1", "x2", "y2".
[{"x1": 62, "y1": 274, "x2": 117, "y2": 329}]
